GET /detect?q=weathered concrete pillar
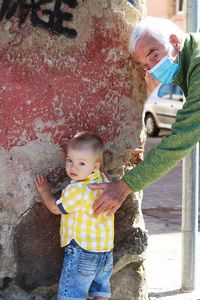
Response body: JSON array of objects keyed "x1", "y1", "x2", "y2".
[{"x1": 0, "y1": 1, "x2": 148, "y2": 299}]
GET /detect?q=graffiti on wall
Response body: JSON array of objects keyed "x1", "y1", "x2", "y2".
[{"x1": 0, "y1": 0, "x2": 80, "y2": 38}]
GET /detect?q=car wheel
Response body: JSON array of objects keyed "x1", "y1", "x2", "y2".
[{"x1": 145, "y1": 113, "x2": 160, "y2": 137}]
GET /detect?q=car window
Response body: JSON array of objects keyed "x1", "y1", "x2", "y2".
[
  {"x1": 171, "y1": 85, "x2": 183, "y2": 101},
  {"x1": 158, "y1": 84, "x2": 183, "y2": 101},
  {"x1": 158, "y1": 84, "x2": 172, "y2": 99}
]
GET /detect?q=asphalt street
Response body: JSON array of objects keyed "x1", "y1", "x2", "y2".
[{"x1": 142, "y1": 132, "x2": 200, "y2": 300}]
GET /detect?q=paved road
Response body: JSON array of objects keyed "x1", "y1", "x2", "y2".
[{"x1": 142, "y1": 133, "x2": 200, "y2": 300}]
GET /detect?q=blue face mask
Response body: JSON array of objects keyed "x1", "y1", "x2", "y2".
[{"x1": 148, "y1": 56, "x2": 180, "y2": 83}]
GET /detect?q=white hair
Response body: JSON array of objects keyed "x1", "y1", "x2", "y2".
[{"x1": 129, "y1": 17, "x2": 184, "y2": 53}]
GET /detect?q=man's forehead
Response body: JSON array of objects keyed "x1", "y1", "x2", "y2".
[
  {"x1": 134, "y1": 35, "x2": 159, "y2": 51},
  {"x1": 131, "y1": 35, "x2": 162, "y2": 61}
]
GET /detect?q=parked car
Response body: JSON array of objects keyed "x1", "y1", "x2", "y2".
[{"x1": 143, "y1": 83, "x2": 184, "y2": 136}]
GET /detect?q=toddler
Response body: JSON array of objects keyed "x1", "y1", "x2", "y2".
[{"x1": 35, "y1": 131, "x2": 114, "y2": 300}]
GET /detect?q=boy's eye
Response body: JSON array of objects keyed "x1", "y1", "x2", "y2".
[
  {"x1": 79, "y1": 162, "x2": 85, "y2": 166},
  {"x1": 66, "y1": 158, "x2": 72, "y2": 163}
]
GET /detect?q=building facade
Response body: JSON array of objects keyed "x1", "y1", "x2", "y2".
[{"x1": 146, "y1": 0, "x2": 185, "y2": 31}]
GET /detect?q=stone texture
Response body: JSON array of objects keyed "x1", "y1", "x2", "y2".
[
  {"x1": 13, "y1": 203, "x2": 63, "y2": 292},
  {"x1": 0, "y1": 142, "x2": 66, "y2": 281},
  {"x1": 111, "y1": 262, "x2": 148, "y2": 300},
  {"x1": 0, "y1": 0, "x2": 148, "y2": 299}
]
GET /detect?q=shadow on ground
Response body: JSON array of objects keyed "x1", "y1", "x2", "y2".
[{"x1": 149, "y1": 289, "x2": 182, "y2": 298}]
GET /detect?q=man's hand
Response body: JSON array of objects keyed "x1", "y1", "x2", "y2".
[
  {"x1": 131, "y1": 146, "x2": 144, "y2": 164},
  {"x1": 89, "y1": 180, "x2": 132, "y2": 216}
]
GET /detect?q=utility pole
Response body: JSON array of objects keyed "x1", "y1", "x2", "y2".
[{"x1": 181, "y1": 0, "x2": 199, "y2": 292}]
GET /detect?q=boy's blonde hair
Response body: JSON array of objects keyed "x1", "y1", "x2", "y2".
[{"x1": 68, "y1": 131, "x2": 104, "y2": 158}]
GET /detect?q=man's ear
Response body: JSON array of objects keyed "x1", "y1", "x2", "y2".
[{"x1": 169, "y1": 34, "x2": 182, "y2": 51}]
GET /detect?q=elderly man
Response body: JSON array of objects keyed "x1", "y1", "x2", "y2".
[{"x1": 90, "y1": 17, "x2": 200, "y2": 215}]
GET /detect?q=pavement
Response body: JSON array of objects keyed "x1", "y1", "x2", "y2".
[{"x1": 142, "y1": 133, "x2": 200, "y2": 300}]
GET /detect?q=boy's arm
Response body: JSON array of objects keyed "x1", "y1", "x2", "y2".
[{"x1": 35, "y1": 175, "x2": 61, "y2": 215}]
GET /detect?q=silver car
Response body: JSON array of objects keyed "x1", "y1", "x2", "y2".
[{"x1": 144, "y1": 83, "x2": 184, "y2": 136}]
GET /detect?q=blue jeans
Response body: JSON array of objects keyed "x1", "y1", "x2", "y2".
[{"x1": 57, "y1": 240, "x2": 113, "y2": 300}]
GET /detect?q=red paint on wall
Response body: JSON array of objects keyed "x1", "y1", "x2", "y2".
[{"x1": 0, "y1": 18, "x2": 133, "y2": 150}]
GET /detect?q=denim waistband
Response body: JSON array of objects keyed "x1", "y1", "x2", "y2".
[{"x1": 68, "y1": 239, "x2": 113, "y2": 254}]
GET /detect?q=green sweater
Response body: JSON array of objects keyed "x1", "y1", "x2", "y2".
[{"x1": 123, "y1": 33, "x2": 200, "y2": 191}]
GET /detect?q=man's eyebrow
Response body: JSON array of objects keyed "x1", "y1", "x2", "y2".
[{"x1": 146, "y1": 48, "x2": 156, "y2": 57}]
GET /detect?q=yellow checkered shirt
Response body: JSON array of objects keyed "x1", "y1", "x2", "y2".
[{"x1": 56, "y1": 171, "x2": 114, "y2": 252}]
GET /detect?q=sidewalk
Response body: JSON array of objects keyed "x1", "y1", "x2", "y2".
[{"x1": 142, "y1": 135, "x2": 200, "y2": 300}]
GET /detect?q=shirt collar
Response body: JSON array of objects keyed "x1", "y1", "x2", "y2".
[{"x1": 70, "y1": 170, "x2": 100, "y2": 184}]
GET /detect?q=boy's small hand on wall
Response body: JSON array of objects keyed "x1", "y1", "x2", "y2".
[
  {"x1": 35, "y1": 175, "x2": 51, "y2": 196},
  {"x1": 35, "y1": 175, "x2": 61, "y2": 215}
]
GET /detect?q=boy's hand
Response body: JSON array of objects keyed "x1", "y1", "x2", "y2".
[
  {"x1": 35, "y1": 175, "x2": 61, "y2": 215},
  {"x1": 35, "y1": 175, "x2": 50, "y2": 195}
]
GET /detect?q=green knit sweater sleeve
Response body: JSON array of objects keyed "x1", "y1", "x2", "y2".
[{"x1": 122, "y1": 39, "x2": 200, "y2": 192}]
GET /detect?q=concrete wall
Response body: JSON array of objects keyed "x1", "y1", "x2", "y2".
[{"x1": 0, "y1": 1, "x2": 148, "y2": 299}]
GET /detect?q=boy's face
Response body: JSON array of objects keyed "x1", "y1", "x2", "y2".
[{"x1": 66, "y1": 147, "x2": 100, "y2": 181}]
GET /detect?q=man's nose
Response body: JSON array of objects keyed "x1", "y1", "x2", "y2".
[{"x1": 145, "y1": 62, "x2": 157, "y2": 71}]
